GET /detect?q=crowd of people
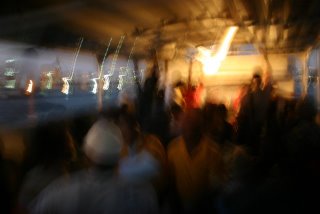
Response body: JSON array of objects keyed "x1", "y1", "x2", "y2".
[{"x1": 1, "y1": 62, "x2": 320, "y2": 214}]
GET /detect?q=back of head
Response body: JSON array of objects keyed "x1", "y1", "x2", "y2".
[
  {"x1": 251, "y1": 71, "x2": 262, "y2": 91},
  {"x1": 83, "y1": 118, "x2": 123, "y2": 167},
  {"x1": 217, "y1": 104, "x2": 228, "y2": 120},
  {"x1": 34, "y1": 121, "x2": 75, "y2": 164},
  {"x1": 181, "y1": 108, "x2": 204, "y2": 141}
]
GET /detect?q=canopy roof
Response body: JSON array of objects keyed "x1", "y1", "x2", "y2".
[{"x1": 1, "y1": 0, "x2": 320, "y2": 58}]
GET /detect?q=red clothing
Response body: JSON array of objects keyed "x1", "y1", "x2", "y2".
[{"x1": 183, "y1": 84, "x2": 204, "y2": 109}]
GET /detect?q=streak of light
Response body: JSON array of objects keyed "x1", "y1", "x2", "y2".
[
  {"x1": 99, "y1": 38, "x2": 113, "y2": 79},
  {"x1": 91, "y1": 38, "x2": 113, "y2": 94},
  {"x1": 70, "y1": 37, "x2": 84, "y2": 80},
  {"x1": 197, "y1": 26, "x2": 238, "y2": 75},
  {"x1": 91, "y1": 78, "x2": 98, "y2": 94},
  {"x1": 103, "y1": 35, "x2": 125, "y2": 90},
  {"x1": 103, "y1": 74, "x2": 112, "y2": 91},
  {"x1": 62, "y1": 37, "x2": 84, "y2": 95}
]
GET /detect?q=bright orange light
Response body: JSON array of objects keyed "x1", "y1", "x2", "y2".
[
  {"x1": 26, "y1": 80, "x2": 33, "y2": 94},
  {"x1": 197, "y1": 26, "x2": 238, "y2": 75}
]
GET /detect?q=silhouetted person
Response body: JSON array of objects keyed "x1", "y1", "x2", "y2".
[
  {"x1": 237, "y1": 73, "x2": 271, "y2": 156},
  {"x1": 167, "y1": 109, "x2": 224, "y2": 214},
  {"x1": 0, "y1": 139, "x2": 12, "y2": 213},
  {"x1": 139, "y1": 55, "x2": 159, "y2": 130},
  {"x1": 30, "y1": 117, "x2": 159, "y2": 214},
  {"x1": 19, "y1": 122, "x2": 77, "y2": 210}
]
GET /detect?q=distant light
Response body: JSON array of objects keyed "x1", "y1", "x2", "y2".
[
  {"x1": 91, "y1": 78, "x2": 98, "y2": 94},
  {"x1": 26, "y1": 80, "x2": 33, "y2": 94},
  {"x1": 46, "y1": 72, "x2": 53, "y2": 89},
  {"x1": 61, "y1": 77, "x2": 70, "y2": 95},
  {"x1": 5, "y1": 59, "x2": 15, "y2": 63},
  {"x1": 197, "y1": 26, "x2": 238, "y2": 75},
  {"x1": 103, "y1": 74, "x2": 112, "y2": 91},
  {"x1": 4, "y1": 70, "x2": 15, "y2": 76},
  {"x1": 117, "y1": 74, "x2": 126, "y2": 90}
]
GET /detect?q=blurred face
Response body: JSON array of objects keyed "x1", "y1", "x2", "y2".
[
  {"x1": 118, "y1": 117, "x2": 138, "y2": 145},
  {"x1": 170, "y1": 110, "x2": 184, "y2": 136},
  {"x1": 181, "y1": 109, "x2": 203, "y2": 142},
  {"x1": 251, "y1": 77, "x2": 262, "y2": 91}
]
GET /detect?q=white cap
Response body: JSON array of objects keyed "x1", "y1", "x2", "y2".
[{"x1": 83, "y1": 118, "x2": 123, "y2": 165}]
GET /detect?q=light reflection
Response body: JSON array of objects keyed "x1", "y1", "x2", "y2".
[{"x1": 197, "y1": 26, "x2": 238, "y2": 75}]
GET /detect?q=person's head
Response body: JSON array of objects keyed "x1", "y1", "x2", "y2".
[
  {"x1": 203, "y1": 103, "x2": 224, "y2": 140},
  {"x1": 83, "y1": 119, "x2": 123, "y2": 167},
  {"x1": 169, "y1": 103, "x2": 184, "y2": 135},
  {"x1": 251, "y1": 73, "x2": 262, "y2": 92},
  {"x1": 181, "y1": 108, "x2": 203, "y2": 143},
  {"x1": 100, "y1": 107, "x2": 121, "y2": 122},
  {"x1": 118, "y1": 110, "x2": 140, "y2": 145},
  {"x1": 34, "y1": 121, "x2": 76, "y2": 165},
  {"x1": 217, "y1": 104, "x2": 228, "y2": 121}
]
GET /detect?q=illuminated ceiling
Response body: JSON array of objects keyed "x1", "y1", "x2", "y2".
[{"x1": 1, "y1": 0, "x2": 320, "y2": 58}]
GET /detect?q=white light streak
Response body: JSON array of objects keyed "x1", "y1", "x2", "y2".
[
  {"x1": 70, "y1": 37, "x2": 84, "y2": 80},
  {"x1": 197, "y1": 26, "x2": 238, "y2": 75},
  {"x1": 103, "y1": 35, "x2": 125, "y2": 90},
  {"x1": 91, "y1": 38, "x2": 113, "y2": 94},
  {"x1": 91, "y1": 78, "x2": 98, "y2": 94},
  {"x1": 103, "y1": 74, "x2": 112, "y2": 90},
  {"x1": 62, "y1": 37, "x2": 84, "y2": 95},
  {"x1": 116, "y1": 37, "x2": 138, "y2": 90},
  {"x1": 99, "y1": 38, "x2": 113, "y2": 79}
]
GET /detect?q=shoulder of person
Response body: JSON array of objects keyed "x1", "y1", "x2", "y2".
[
  {"x1": 203, "y1": 137, "x2": 220, "y2": 149},
  {"x1": 167, "y1": 136, "x2": 184, "y2": 155},
  {"x1": 141, "y1": 134, "x2": 166, "y2": 161}
]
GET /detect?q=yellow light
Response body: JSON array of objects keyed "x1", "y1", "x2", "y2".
[
  {"x1": 61, "y1": 77, "x2": 70, "y2": 95},
  {"x1": 197, "y1": 26, "x2": 238, "y2": 75},
  {"x1": 26, "y1": 80, "x2": 33, "y2": 94}
]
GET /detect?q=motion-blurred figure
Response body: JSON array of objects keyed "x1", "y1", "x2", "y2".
[
  {"x1": 30, "y1": 116, "x2": 159, "y2": 214},
  {"x1": 167, "y1": 109, "x2": 224, "y2": 214},
  {"x1": 18, "y1": 122, "x2": 77, "y2": 210},
  {"x1": 236, "y1": 70, "x2": 272, "y2": 156},
  {"x1": 117, "y1": 109, "x2": 167, "y2": 201}
]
